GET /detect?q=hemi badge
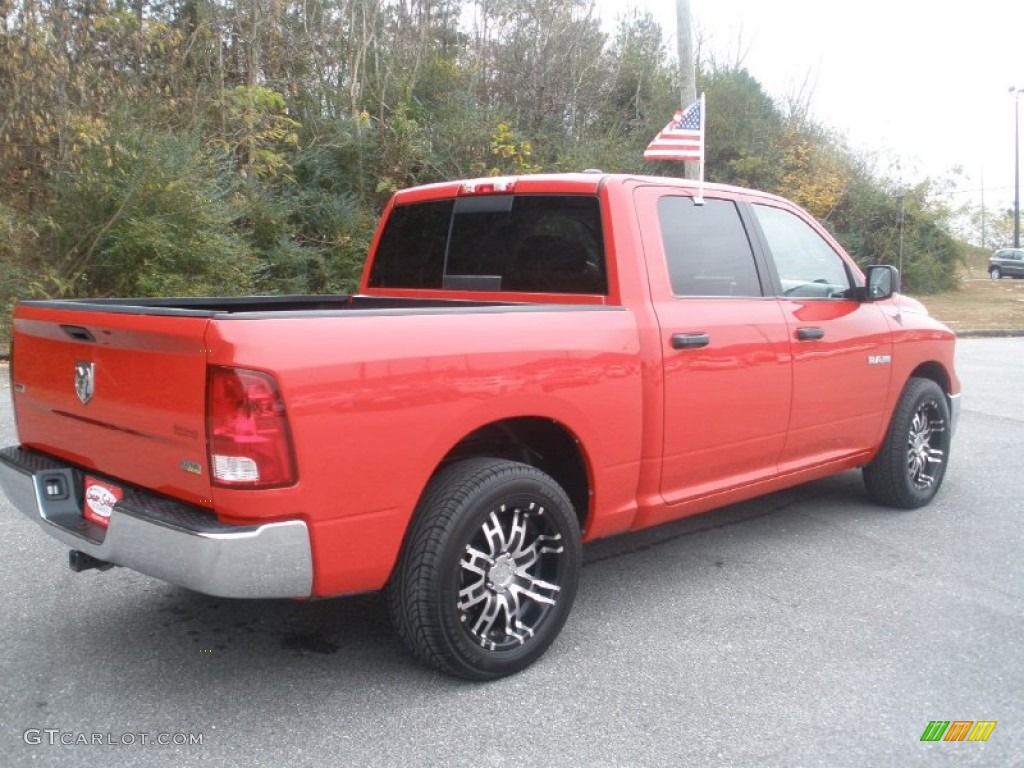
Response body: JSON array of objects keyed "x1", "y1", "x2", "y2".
[
  {"x1": 181, "y1": 460, "x2": 203, "y2": 476},
  {"x1": 868, "y1": 355, "x2": 892, "y2": 366}
]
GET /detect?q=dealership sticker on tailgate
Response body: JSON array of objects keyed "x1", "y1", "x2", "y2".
[{"x1": 83, "y1": 476, "x2": 123, "y2": 528}]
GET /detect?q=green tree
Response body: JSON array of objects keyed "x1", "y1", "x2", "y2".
[
  {"x1": 48, "y1": 118, "x2": 257, "y2": 297},
  {"x1": 701, "y1": 66, "x2": 785, "y2": 189},
  {"x1": 0, "y1": 0, "x2": 977, "y2": 353},
  {"x1": 828, "y1": 170, "x2": 964, "y2": 294}
]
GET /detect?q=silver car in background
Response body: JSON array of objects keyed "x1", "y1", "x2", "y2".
[{"x1": 989, "y1": 247, "x2": 1024, "y2": 279}]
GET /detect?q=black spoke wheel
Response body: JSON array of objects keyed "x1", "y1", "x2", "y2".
[
  {"x1": 864, "y1": 377, "x2": 951, "y2": 509},
  {"x1": 387, "y1": 458, "x2": 581, "y2": 680}
]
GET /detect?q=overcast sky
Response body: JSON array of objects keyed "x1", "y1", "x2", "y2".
[{"x1": 598, "y1": 0, "x2": 1024, "y2": 216}]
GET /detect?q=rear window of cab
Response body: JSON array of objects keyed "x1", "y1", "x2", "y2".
[{"x1": 368, "y1": 194, "x2": 607, "y2": 295}]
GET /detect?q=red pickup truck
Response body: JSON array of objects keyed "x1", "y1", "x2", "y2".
[{"x1": 0, "y1": 173, "x2": 959, "y2": 679}]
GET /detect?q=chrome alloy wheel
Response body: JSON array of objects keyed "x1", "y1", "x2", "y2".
[
  {"x1": 906, "y1": 402, "x2": 946, "y2": 490},
  {"x1": 458, "y1": 503, "x2": 565, "y2": 651},
  {"x1": 388, "y1": 458, "x2": 581, "y2": 679}
]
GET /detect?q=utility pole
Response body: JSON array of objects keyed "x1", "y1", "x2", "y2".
[
  {"x1": 676, "y1": 0, "x2": 697, "y2": 179},
  {"x1": 980, "y1": 167, "x2": 986, "y2": 249},
  {"x1": 1013, "y1": 87, "x2": 1021, "y2": 248},
  {"x1": 898, "y1": 191, "x2": 905, "y2": 275}
]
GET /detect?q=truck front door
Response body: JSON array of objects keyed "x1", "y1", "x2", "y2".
[{"x1": 747, "y1": 201, "x2": 893, "y2": 470}]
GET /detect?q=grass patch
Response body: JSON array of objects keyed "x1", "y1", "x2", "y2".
[{"x1": 911, "y1": 277, "x2": 1024, "y2": 333}]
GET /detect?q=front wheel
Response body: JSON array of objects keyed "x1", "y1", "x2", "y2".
[
  {"x1": 387, "y1": 458, "x2": 582, "y2": 680},
  {"x1": 990, "y1": 266, "x2": 1002, "y2": 279},
  {"x1": 863, "y1": 377, "x2": 951, "y2": 509}
]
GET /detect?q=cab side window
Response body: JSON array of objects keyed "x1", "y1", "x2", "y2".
[
  {"x1": 752, "y1": 204, "x2": 852, "y2": 299},
  {"x1": 658, "y1": 196, "x2": 763, "y2": 297}
]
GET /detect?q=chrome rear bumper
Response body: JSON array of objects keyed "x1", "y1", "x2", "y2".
[{"x1": 0, "y1": 446, "x2": 312, "y2": 598}]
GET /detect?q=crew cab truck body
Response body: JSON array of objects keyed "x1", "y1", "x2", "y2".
[{"x1": 0, "y1": 174, "x2": 959, "y2": 679}]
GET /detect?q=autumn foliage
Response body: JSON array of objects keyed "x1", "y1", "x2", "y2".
[{"x1": 0, "y1": 0, "x2": 964, "y2": 345}]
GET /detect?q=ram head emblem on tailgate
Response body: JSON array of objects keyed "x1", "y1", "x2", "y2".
[{"x1": 74, "y1": 361, "x2": 95, "y2": 405}]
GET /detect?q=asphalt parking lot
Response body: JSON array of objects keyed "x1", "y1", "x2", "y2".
[{"x1": 0, "y1": 338, "x2": 1021, "y2": 767}]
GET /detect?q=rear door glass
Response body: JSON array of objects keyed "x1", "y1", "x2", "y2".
[{"x1": 657, "y1": 196, "x2": 764, "y2": 297}]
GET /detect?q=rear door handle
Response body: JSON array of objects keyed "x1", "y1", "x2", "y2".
[
  {"x1": 671, "y1": 332, "x2": 710, "y2": 350},
  {"x1": 796, "y1": 327, "x2": 825, "y2": 341}
]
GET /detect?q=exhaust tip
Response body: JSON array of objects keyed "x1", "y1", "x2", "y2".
[{"x1": 68, "y1": 550, "x2": 115, "y2": 573}]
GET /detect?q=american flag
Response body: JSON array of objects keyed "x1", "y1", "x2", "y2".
[{"x1": 644, "y1": 97, "x2": 703, "y2": 162}]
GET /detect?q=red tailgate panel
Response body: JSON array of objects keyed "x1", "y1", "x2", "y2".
[{"x1": 11, "y1": 306, "x2": 213, "y2": 507}]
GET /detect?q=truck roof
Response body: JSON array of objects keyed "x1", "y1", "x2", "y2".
[{"x1": 390, "y1": 172, "x2": 792, "y2": 207}]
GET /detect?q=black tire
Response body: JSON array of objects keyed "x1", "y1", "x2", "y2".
[
  {"x1": 863, "y1": 377, "x2": 951, "y2": 509},
  {"x1": 990, "y1": 266, "x2": 1002, "y2": 279},
  {"x1": 387, "y1": 458, "x2": 582, "y2": 680}
]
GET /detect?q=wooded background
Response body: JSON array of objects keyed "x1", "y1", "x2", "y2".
[{"x1": 0, "y1": 0, "x2": 989, "y2": 345}]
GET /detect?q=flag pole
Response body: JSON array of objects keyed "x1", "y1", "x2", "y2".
[{"x1": 696, "y1": 92, "x2": 706, "y2": 205}]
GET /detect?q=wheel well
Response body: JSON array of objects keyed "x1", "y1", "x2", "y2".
[
  {"x1": 909, "y1": 362, "x2": 951, "y2": 397},
  {"x1": 440, "y1": 418, "x2": 591, "y2": 531}
]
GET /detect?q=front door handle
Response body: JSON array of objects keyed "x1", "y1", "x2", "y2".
[
  {"x1": 671, "y1": 332, "x2": 710, "y2": 350},
  {"x1": 796, "y1": 326, "x2": 825, "y2": 341}
]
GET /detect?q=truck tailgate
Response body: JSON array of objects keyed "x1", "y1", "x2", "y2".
[{"x1": 10, "y1": 304, "x2": 213, "y2": 506}]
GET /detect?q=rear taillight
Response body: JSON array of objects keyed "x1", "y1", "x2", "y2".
[
  {"x1": 206, "y1": 366, "x2": 297, "y2": 488},
  {"x1": 8, "y1": 335, "x2": 17, "y2": 429}
]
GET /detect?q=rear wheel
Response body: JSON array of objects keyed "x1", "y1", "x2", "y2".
[
  {"x1": 990, "y1": 266, "x2": 1002, "y2": 279},
  {"x1": 863, "y1": 377, "x2": 951, "y2": 509},
  {"x1": 387, "y1": 458, "x2": 581, "y2": 680}
]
